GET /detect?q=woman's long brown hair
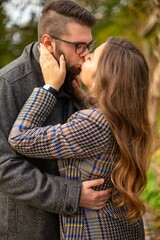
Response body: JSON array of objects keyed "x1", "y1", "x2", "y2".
[{"x1": 90, "y1": 37, "x2": 151, "y2": 220}]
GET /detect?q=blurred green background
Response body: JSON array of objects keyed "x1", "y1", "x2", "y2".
[{"x1": 0, "y1": 0, "x2": 160, "y2": 237}]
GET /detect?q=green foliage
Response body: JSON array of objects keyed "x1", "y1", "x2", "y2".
[
  {"x1": 0, "y1": 5, "x2": 13, "y2": 67},
  {"x1": 0, "y1": 1, "x2": 41, "y2": 68},
  {"x1": 92, "y1": 0, "x2": 148, "y2": 47},
  {"x1": 152, "y1": 147, "x2": 160, "y2": 167},
  {"x1": 141, "y1": 168, "x2": 160, "y2": 211}
]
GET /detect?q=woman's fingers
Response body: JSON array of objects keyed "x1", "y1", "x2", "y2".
[{"x1": 38, "y1": 44, "x2": 66, "y2": 90}]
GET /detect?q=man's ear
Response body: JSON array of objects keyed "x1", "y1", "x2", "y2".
[{"x1": 41, "y1": 34, "x2": 55, "y2": 53}]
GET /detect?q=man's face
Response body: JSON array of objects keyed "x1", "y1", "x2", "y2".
[{"x1": 52, "y1": 22, "x2": 93, "y2": 78}]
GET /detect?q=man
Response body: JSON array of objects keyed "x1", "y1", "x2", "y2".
[{"x1": 0, "y1": 1, "x2": 111, "y2": 239}]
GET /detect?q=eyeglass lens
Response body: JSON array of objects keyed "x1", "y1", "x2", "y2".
[{"x1": 76, "y1": 42, "x2": 95, "y2": 54}]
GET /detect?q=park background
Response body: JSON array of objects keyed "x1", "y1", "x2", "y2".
[{"x1": 0, "y1": 0, "x2": 160, "y2": 238}]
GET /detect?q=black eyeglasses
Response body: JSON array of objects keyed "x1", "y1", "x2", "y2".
[{"x1": 50, "y1": 35, "x2": 96, "y2": 55}]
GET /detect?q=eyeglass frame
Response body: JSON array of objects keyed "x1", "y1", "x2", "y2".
[{"x1": 50, "y1": 35, "x2": 96, "y2": 55}]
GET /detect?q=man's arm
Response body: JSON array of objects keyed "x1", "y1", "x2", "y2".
[
  {"x1": 0, "y1": 129, "x2": 82, "y2": 215},
  {"x1": 0, "y1": 77, "x2": 81, "y2": 215}
]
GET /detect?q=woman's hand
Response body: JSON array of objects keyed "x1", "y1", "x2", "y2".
[
  {"x1": 71, "y1": 77, "x2": 86, "y2": 103},
  {"x1": 39, "y1": 43, "x2": 66, "y2": 91}
]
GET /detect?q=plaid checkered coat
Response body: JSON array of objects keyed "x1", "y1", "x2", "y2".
[{"x1": 9, "y1": 88, "x2": 145, "y2": 240}]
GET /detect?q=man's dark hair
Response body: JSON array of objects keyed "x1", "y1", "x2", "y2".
[{"x1": 38, "y1": 0, "x2": 96, "y2": 40}]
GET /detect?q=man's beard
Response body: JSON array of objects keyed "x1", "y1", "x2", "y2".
[{"x1": 54, "y1": 43, "x2": 81, "y2": 78}]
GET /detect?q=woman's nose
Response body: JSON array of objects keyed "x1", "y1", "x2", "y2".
[{"x1": 84, "y1": 53, "x2": 92, "y2": 61}]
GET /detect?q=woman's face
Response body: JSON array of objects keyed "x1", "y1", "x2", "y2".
[{"x1": 80, "y1": 43, "x2": 106, "y2": 88}]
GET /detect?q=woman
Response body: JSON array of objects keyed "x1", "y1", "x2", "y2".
[{"x1": 9, "y1": 37, "x2": 151, "y2": 239}]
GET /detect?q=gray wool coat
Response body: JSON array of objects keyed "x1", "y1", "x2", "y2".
[{"x1": 0, "y1": 42, "x2": 81, "y2": 240}]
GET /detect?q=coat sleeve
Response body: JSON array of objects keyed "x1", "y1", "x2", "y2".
[
  {"x1": 0, "y1": 78, "x2": 81, "y2": 216},
  {"x1": 9, "y1": 88, "x2": 111, "y2": 160}
]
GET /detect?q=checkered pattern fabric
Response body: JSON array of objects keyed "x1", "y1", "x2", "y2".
[{"x1": 9, "y1": 88, "x2": 145, "y2": 239}]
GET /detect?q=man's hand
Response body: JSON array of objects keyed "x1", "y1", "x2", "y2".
[{"x1": 79, "y1": 179, "x2": 112, "y2": 210}]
